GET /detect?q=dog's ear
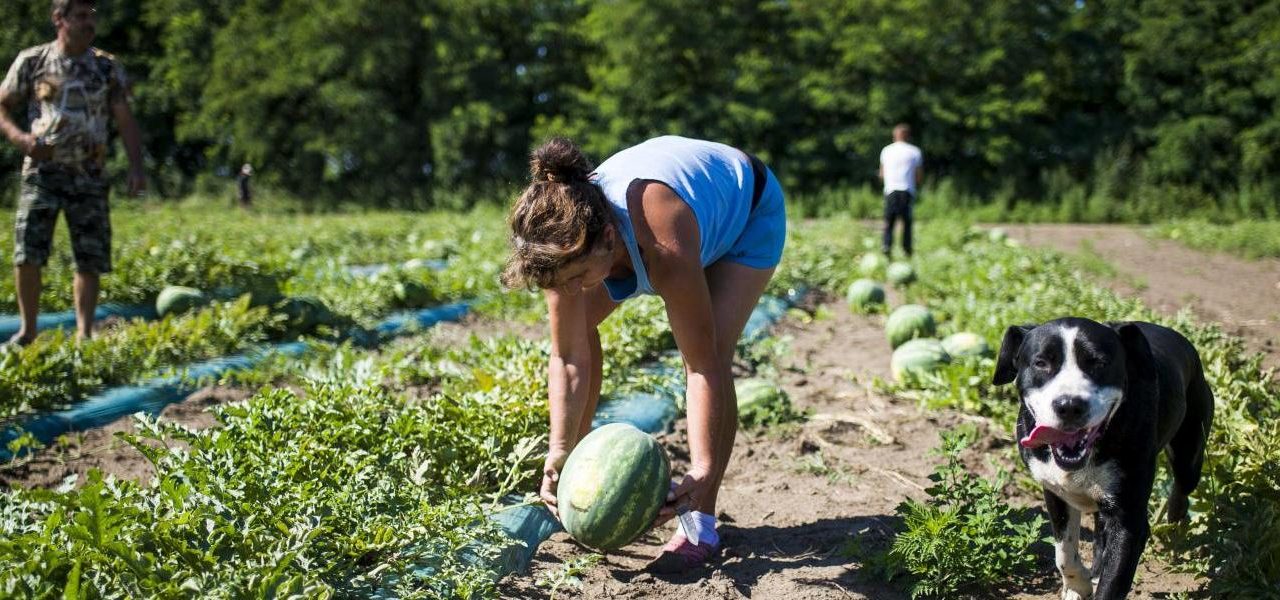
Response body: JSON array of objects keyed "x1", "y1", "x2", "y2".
[
  {"x1": 1111, "y1": 322, "x2": 1157, "y2": 385},
  {"x1": 993, "y1": 324, "x2": 1034, "y2": 386}
]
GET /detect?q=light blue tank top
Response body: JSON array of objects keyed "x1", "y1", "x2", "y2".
[{"x1": 592, "y1": 136, "x2": 754, "y2": 302}]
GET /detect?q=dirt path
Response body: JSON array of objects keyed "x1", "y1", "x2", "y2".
[
  {"x1": 500, "y1": 298, "x2": 1199, "y2": 599},
  {"x1": 1004, "y1": 224, "x2": 1280, "y2": 370}
]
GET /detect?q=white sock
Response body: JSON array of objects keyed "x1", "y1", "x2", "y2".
[{"x1": 676, "y1": 510, "x2": 720, "y2": 547}]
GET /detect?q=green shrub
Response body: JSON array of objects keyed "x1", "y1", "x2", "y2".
[{"x1": 887, "y1": 428, "x2": 1046, "y2": 599}]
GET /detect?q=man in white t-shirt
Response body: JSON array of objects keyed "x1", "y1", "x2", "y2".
[{"x1": 878, "y1": 123, "x2": 923, "y2": 257}]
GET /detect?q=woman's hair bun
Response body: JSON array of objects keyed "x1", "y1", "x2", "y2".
[{"x1": 530, "y1": 137, "x2": 594, "y2": 184}]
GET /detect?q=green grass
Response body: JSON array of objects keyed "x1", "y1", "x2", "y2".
[{"x1": 1154, "y1": 220, "x2": 1280, "y2": 259}]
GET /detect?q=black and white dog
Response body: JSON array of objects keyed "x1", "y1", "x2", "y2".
[{"x1": 993, "y1": 318, "x2": 1214, "y2": 600}]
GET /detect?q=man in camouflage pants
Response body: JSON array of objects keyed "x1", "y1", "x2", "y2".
[{"x1": 0, "y1": 0, "x2": 145, "y2": 345}]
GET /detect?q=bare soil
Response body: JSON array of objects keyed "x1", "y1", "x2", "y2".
[
  {"x1": 1005, "y1": 224, "x2": 1280, "y2": 370},
  {"x1": 498, "y1": 296, "x2": 1201, "y2": 599},
  {"x1": 0, "y1": 386, "x2": 250, "y2": 489}
]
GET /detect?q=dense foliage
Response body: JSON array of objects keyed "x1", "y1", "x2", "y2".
[{"x1": 0, "y1": 1, "x2": 1277, "y2": 218}]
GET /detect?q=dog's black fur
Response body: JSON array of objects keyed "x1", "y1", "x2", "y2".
[{"x1": 993, "y1": 318, "x2": 1213, "y2": 599}]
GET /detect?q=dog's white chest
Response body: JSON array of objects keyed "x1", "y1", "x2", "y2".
[{"x1": 1028, "y1": 458, "x2": 1118, "y2": 513}]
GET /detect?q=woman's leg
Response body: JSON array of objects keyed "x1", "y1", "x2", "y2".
[{"x1": 699, "y1": 260, "x2": 776, "y2": 514}]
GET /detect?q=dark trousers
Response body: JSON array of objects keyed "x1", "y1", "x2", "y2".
[{"x1": 882, "y1": 190, "x2": 914, "y2": 257}]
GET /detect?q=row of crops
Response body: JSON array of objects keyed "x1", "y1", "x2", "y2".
[
  {"x1": 0, "y1": 207, "x2": 1275, "y2": 597},
  {"x1": 0, "y1": 204, "x2": 546, "y2": 422},
  {"x1": 0, "y1": 205, "x2": 519, "y2": 317}
]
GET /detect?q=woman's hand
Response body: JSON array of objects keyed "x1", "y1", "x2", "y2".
[
  {"x1": 654, "y1": 467, "x2": 713, "y2": 526},
  {"x1": 540, "y1": 450, "x2": 570, "y2": 518}
]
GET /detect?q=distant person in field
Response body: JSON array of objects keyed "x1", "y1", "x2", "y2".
[
  {"x1": 878, "y1": 123, "x2": 923, "y2": 258},
  {"x1": 503, "y1": 136, "x2": 786, "y2": 573},
  {"x1": 0, "y1": 0, "x2": 146, "y2": 346},
  {"x1": 237, "y1": 163, "x2": 253, "y2": 209}
]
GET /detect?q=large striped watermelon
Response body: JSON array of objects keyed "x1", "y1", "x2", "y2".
[
  {"x1": 891, "y1": 338, "x2": 951, "y2": 382},
  {"x1": 558, "y1": 423, "x2": 670, "y2": 551},
  {"x1": 886, "y1": 304, "x2": 937, "y2": 348}
]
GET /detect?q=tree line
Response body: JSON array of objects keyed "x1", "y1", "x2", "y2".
[{"x1": 0, "y1": 0, "x2": 1276, "y2": 219}]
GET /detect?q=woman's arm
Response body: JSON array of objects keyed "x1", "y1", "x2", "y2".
[
  {"x1": 629, "y1": 181, "x2": 729, "y2": 517},
  {"x1": 541, "y1": 285, "x2": 609, "y2": 515}
]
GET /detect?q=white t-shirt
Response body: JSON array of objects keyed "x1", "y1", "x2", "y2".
[{"x1": 880, "y1": 141, "x2": 923, "y2": 196}]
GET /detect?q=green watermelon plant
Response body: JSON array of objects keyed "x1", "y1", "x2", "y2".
[
  {"x1": 885, "y1": 428, "x2": 1046, "y2": 599},
  {"x1": 0, "y1": 275, "x2": 687, "y2": 597},
  {"x1": 0, "y1": 298, "x2": 273, "y2": 419}
]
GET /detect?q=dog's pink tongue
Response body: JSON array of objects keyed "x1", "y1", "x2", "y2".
[{"x1": 1020, "y1": 425, "x2": 1078, "y2": 449}]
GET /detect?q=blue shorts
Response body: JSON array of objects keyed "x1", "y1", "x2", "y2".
[{"x1": 723, "y1": 167, "x2": 786, "y2": 270}]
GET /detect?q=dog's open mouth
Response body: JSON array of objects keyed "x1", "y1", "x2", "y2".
[{"x1": 1020, "y1": 424, "x2": 1103, "y2": 469}]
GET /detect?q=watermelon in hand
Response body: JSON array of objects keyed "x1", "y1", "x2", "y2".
[{"x1": 557, "y1": 423, "x2": 671, "y2": 551}]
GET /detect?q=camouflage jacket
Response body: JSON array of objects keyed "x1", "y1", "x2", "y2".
[{"x1": 1, "y1": 43, "x2": 129, "y2": 181}]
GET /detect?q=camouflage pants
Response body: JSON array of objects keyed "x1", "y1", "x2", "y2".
[{"x1": 14, "y1": 169, "x2": 112, "y2": 273}]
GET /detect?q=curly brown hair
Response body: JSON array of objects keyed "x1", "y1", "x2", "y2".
[{"x1": 501, "y1": 137, "x2": 613, "y2": 289}]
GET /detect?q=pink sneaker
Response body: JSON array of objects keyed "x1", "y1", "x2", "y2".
[{"x1": 646, "y1": 534, "x2": 720, "y2": 574}]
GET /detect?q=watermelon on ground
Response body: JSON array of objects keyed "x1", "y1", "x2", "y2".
[
  {"x1": 942, "y1": 332, "x2": 991, "y2": 358},
  {"x1": 394, "y1": 280, "x2": 431, "y2": 306},
  {"x1": 886, "y1": 304, "x2": 937, "y2": 348},
  {"x1": 558, "y1": 423, "x2": 670, "y2": 551},
  {"x1": 239, "y1": 273, "x2": 282, "y2": 307},
  {"x1": 886, "y1": 262, "x2": 916, "y2": 286},
  {"x1": 156, "y1": 286, "x2": 208, "y2": 317},
  {"x1": 859, "y1": 253, "x2": 888, "y2": 277},
  {"x1": 891, "y1": 338, "x2": 951, "y2": 382},
  {"x1": 736, "y1": 378, "x2": 795, "y2": 428},
  {"x1": 846, "y1": 279, "x2": 886, "y2": 310},
  {"x1": 988, "y1": 228, "x2": 1008, "y2": 242},
  {"x1": 277, "y1": 296, "x2": 333, "y2": 332}
]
